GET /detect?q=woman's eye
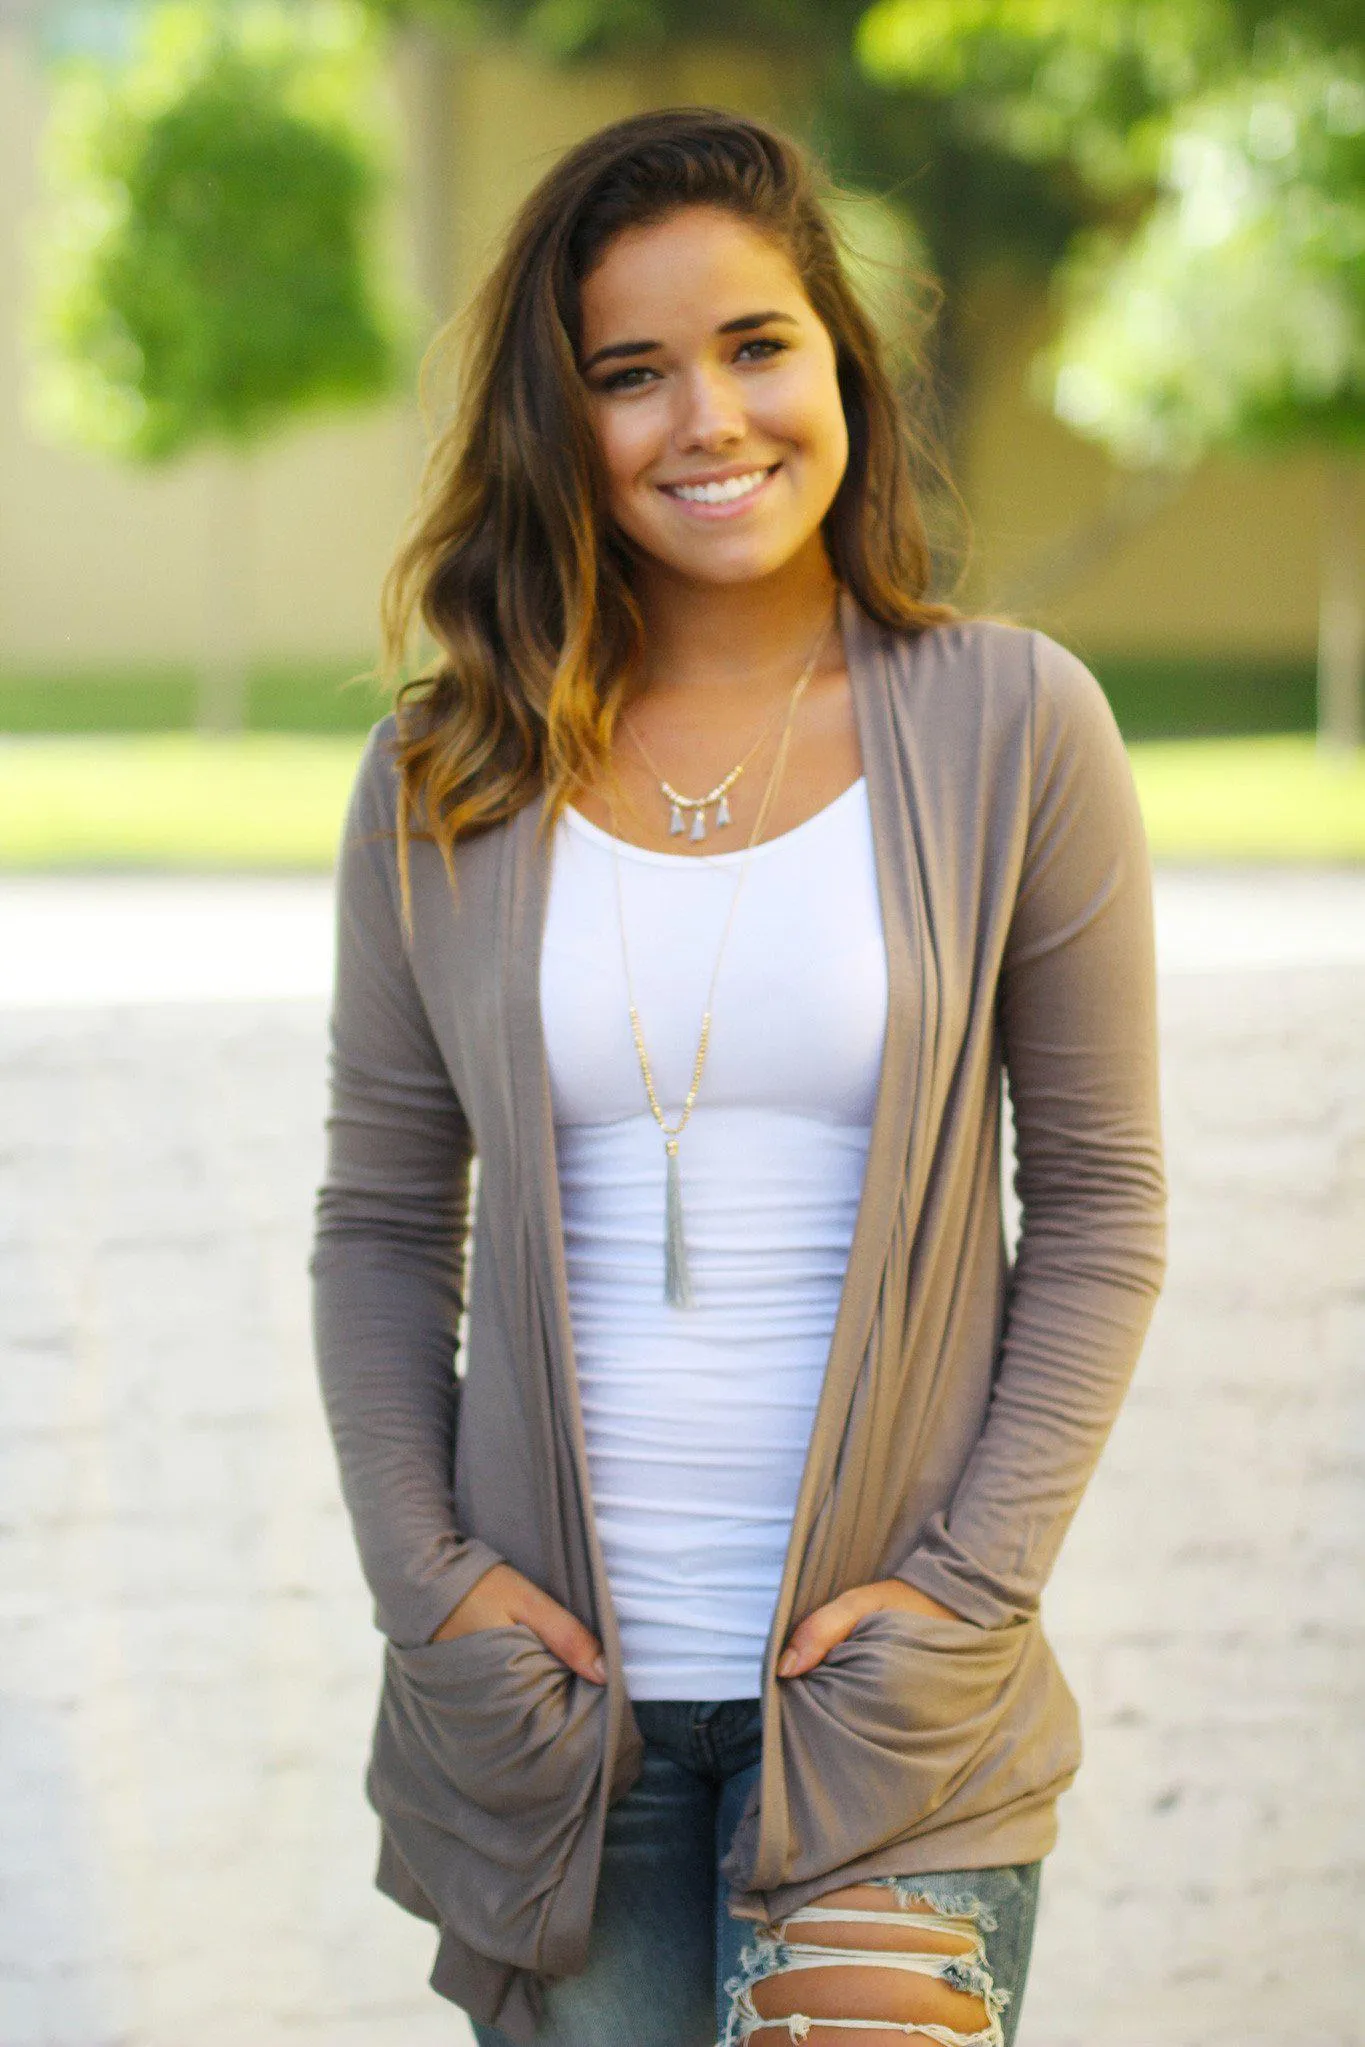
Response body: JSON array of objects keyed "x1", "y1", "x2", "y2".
[
  {"x1": 597, "y1": 365, "x2": 658, "y2": 392},
  {"x1": 736, "y1": 337, "x2": 787, "y2": 362}
]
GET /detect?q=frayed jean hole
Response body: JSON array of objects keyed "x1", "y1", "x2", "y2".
[
  {"x1": 721, "y1": 1882, "x2": 1020, "y2": 2047},
  {"x1": 739, "y1": 1954, "x2": 1002, "y2": 2041},
  {"x1": 870, "y1": 1874, "x2": 1001, "y2": 1935}
]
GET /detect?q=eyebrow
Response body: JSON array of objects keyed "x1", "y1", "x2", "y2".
[{"x1": 580, "y1": 309, "x2": 800, "y2": 375}]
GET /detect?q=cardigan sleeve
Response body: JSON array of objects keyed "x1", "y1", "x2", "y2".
[
  {"x1": 308, "y1": 724, "x2": 504, "y2": 1650},
  {"x1": 894, "y1": 630, "x2": 1169, "y2": 1630}
]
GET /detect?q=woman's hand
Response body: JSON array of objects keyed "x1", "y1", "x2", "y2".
[
  {"x1": 426, "y1": 1562, "x2": 607, "y2": 1683},
  {"x1": 776, "y1": 1578, "x2": 967, "y2": 1679}
]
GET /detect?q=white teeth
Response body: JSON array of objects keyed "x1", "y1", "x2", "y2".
[{"x1": 667, "y1": 468, "x2": 770, "y2": 504}]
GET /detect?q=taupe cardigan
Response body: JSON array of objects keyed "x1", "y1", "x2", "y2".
[{"x1": 309, "y1": 591, "x2": 1167, "y2": 2042}]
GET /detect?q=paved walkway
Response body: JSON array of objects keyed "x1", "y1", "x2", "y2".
[
  {"x1": 3, "y1": 867, "x2": 1365, "y2": 1006},
  {"x1": 1, "y1": 870, "x2": 1361, "y2": 2046}
]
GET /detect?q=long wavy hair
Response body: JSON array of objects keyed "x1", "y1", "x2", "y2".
[{"x1": 380, "y1": 104, "x2": 962, "y2": 920}]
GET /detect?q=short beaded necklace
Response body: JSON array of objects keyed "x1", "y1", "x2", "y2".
[
  {"x1": 623, "y1": 690, "x2": 789, "y2": 841},
  {"x1": 605, "y1": 606, "x2": 834, "y2": 1307}
]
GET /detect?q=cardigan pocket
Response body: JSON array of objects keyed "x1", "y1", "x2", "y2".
[
  {"x1": 763, "y1": 1606, "x2": 1081, "y2": 1886},
  {"x1": 365, "y1": 1620, "x2": 620, "y2": 1974},
  {"x1": 373, "y1": 1623, "x2": 604, "y2": 1815}
]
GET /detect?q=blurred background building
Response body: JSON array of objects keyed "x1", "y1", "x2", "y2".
[{"x1": 1, "y1": 0, "x2": 1355, "y2": 744}]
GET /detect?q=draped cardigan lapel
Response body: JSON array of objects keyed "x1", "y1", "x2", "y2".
[{"x1": 498, "y1": 585, "x2": 939, "y2": 1887}]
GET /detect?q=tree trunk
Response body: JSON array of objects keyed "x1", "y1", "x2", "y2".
[
  {"x1": 923, "y1": 272, "x2": 973, "y2": 481},
  {"x1": 914, "y1": 278, "x2": 976, "y2": 601},
  {"x1": 1317, "y1": 454, "x2": 1364, "y2": 754},
  {"x1": 391, "y1": 18, "x2": 460, "y2": 684},
  {"x1": 198, "y1": 448, "x2": 253, "y2": 735},
  {"x1": 985, "y1": 466, "x2": 1188, "y2": 619},
  {"x1": 393, "y1": 20, "x2": 460, "y2": 337}
]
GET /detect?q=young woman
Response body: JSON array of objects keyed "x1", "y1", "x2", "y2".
[{"x1": 310, "y1": 108, "x2": 1167, "y2": 2047}]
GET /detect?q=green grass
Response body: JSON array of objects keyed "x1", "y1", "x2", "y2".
[
  {"x1": 0, "y1": 733, "x2": 366, "y2": 868},
  {"x1": 0, "y1": 660, "x2": 388, "y2": 735},
  {"x1": 1080, "y1": 652, "x2": 1317, "y2": 741},
  {"x1": 0, "y1": 730, "x2": 1359, "y2": 870},
  {"x1": 1128, "y1": 733, "x2": 1365, "y2": 862}
]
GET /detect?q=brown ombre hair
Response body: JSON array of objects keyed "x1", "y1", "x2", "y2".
[{"x1": 380, "y1": 104, "x2": 961, "y2": 919}]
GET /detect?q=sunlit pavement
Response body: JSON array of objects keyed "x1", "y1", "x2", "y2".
[
  {"x1": 2, "y1": 867, "x2": 1362, "y2": 2047},
  {"x1": 2, "y1": 867, "x2": 1365, "y2": 1005},
  {"x1": 0, "y1": 876, "x2": 337, "y2": 1007}
]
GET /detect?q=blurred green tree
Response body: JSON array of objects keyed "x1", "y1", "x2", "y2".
[
  {"x1": 28, "y1": 0, "x2": 409, "y2": 730},
  {"x1": 858, "y1": 0, "x2": 1365, "y2": 743},
  {"x1": 1040, "y1": 54, "x2": 1365, "y2": 747}
]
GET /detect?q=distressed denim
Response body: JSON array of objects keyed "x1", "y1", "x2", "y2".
[{"x1": 470, "y1": 1697, "x2": 1042, "y2": 2047}]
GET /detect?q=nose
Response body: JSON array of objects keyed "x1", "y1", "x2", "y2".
[{"x1": 673, "y1": 360, "x2": 745, "y2": 451}]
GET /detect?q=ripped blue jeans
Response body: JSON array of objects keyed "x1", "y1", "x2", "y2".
[{"x1": 470, "y1": 1697, "x2": 1042, "y2": 2047}]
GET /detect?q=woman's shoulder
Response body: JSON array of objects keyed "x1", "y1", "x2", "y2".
[
  {"x1": 357, "y1": 710, "x2": 402, "y2": 785},
  {"x1": 877, "y1": 611, "x2": 1115, "y2": 745},
  {"x1": 342, "y1": 709, "x2": 531, "y2": 897},
  {"x1": 330, "y1": 718, "x2": 402, "y2": 872}
]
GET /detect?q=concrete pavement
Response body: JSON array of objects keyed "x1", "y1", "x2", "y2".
[{"x1": 1, "y1": 869, "x2": 1361, "y2": 2046}]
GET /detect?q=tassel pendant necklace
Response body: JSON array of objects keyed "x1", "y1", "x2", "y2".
[
  {"x1": 665, "y1": 775, "x2": 734, "y2": 842},
  {"x1": 625, "y1": 677, "x2": 790, "y2": 843},
  {"x1": 607, "y1": 606, "x2": 834, "y2": 1307}
]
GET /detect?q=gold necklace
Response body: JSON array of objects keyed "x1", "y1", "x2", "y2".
[
  {"x1": 606, "y1": 606, "x2": 834, "y2": 1307},
  {"x1": 623, "y1": 692, "x2": 789, "y2": 842}
]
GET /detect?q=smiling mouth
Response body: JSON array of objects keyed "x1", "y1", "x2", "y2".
[{"x1": 659, "y1": 464, "x2": 780, "y2": 506}]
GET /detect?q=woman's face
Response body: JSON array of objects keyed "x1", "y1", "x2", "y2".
[{"x1": 576, "y1": 205, "x2": 849, "y2": 589}]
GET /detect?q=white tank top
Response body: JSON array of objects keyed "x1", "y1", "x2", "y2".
[{"x1": 539, "y1": 776, "x2": 888, "y2": 1699}]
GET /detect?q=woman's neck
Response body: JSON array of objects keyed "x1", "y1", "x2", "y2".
[{"x1": 630, "y1": 542, "x2": 841, "y2": 708}]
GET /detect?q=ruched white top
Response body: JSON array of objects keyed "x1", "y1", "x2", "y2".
[{"x1": 539, "y1": 776, "x2": 888, "y2": 1699}]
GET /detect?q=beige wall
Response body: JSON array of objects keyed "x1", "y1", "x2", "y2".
[
  {"x1": 958, "y1": 265, "x2": 1324, "y2": 656},
  {"x1": 0, "y1": 24, "x2": 1325, "y2": 675},
  {"x1": 441, "y1": 40, "x2": 803, "y2": 312}
]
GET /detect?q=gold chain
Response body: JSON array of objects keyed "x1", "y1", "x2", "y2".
[{"x1": 622, "y1": 688, "x2": 789, "y2": 828}]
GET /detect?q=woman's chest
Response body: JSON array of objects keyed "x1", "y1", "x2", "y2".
[{"x1": 539, "y1": 776, "x2": 889, "y2": 1127}]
